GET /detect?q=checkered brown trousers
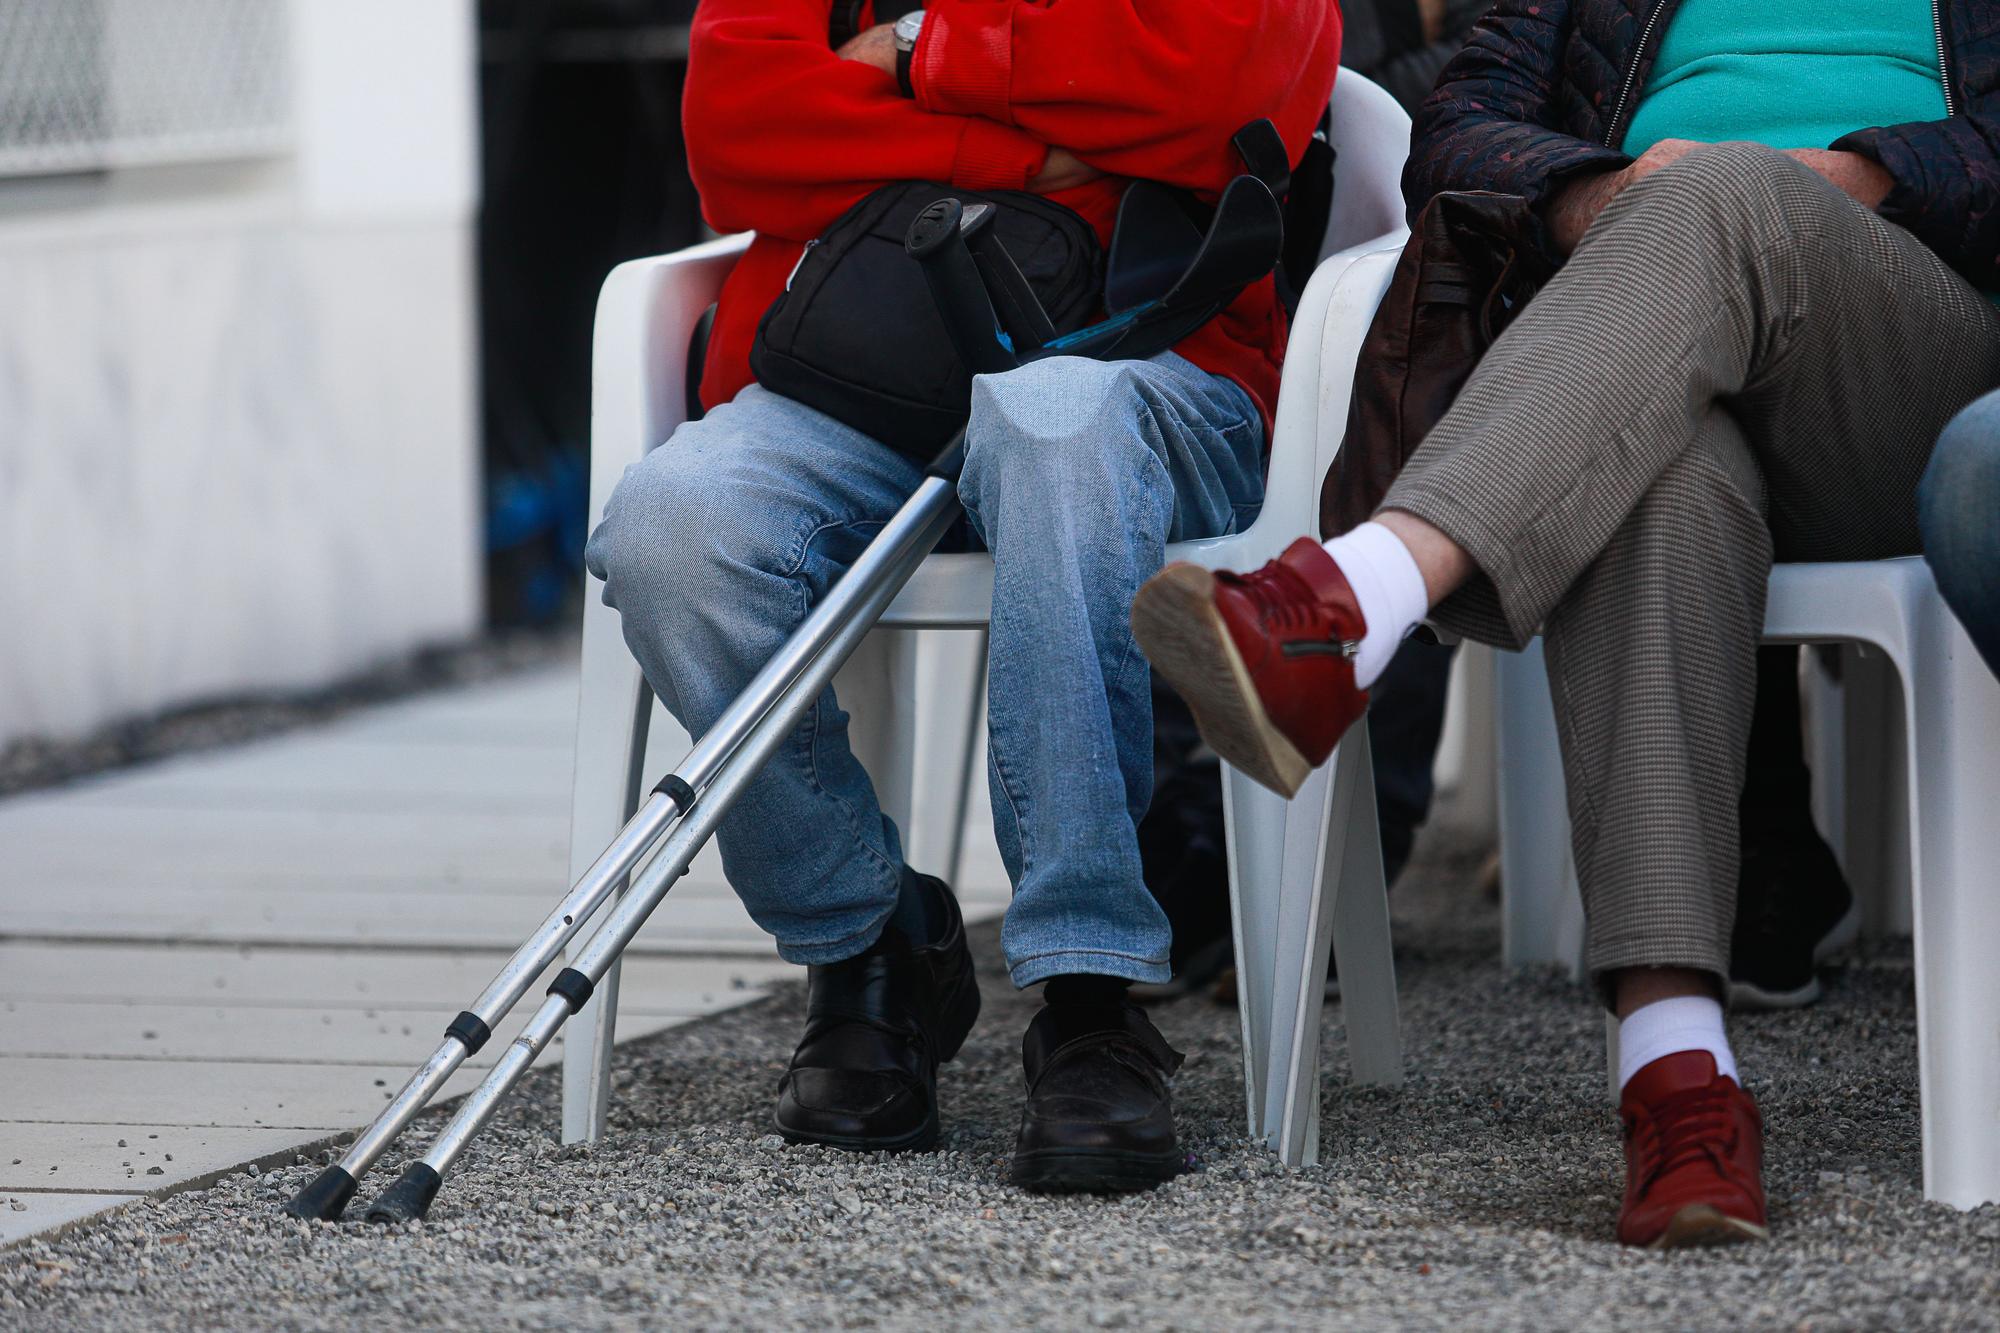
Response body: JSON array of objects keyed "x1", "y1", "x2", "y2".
[{"x1": 1383, "y1": 142, "x2": 2000, "y2": 988}]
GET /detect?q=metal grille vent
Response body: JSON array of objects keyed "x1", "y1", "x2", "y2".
[{"x1": 0, "y1": 0, "x2": 290, "y2": 179}]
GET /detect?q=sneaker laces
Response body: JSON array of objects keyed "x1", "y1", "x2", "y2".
[
  {"x1": 1626, "y1": 1083, "x2": 1742, "y2": 1190},
  {"x1": 1221, "y1": 559, "x2": 1326, "y2": 634}
]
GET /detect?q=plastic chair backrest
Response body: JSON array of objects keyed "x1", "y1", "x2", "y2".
[{"x1": 1321, "y1": 72, "x2": 1413, "y2": 259}]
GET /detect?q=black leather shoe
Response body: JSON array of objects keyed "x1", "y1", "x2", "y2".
[
  {"x1": 1729, "y1": 820, "x2": 1859, "y2": 1009},
  {"x1": 1011, "y1": 1001, "x2": 1184, "y2": 1192},
  {"x1": 774, "y1": 873, "x2": 980, "y2": 1152}
]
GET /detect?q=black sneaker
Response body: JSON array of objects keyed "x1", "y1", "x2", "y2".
[
  {"x1": 1729, "y1": 823, "x2": 1860, "y2": 1009},
  {"x1": 773, "y1": 873, "x2": 980, "y2": 1152},
  {"x1": 1010, "y1": 1001, "x2": 1184, "y2": 1193}
]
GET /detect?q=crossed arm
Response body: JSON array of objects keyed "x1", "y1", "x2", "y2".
[{"x1": 686, "y1": 0, "x2": 1337, "y2": 241}]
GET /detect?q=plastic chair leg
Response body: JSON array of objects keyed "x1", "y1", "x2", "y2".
[
  {"x1": 838, "y1": 632, "x2": 920, "y2": 843},
  {"x1": 1329, "y1": 732, "x2": 1402, "y2": 1093},
  {"x1": 940, "y1": 633, "x2": 989, "y2": 887},
  {"x1": 1439, "y1": 644, "x2": 1500, "y2": 839},
  {"x1": 905, "y1": 631, "x2": 986, "y2": 882},
  {"x1": 1841, "y1": 647, "x2": 1915, "y2": 936},
  {"x1": 1604, "y1": 1010, "x2": 1621, "y2": 1103},
  {"x1": 1223, "y1": 763, "x2": 1289, "y2": 1138},
  {"x1": 1261, "y1": 760, "x2": 1336, "y2": 1164},
  {"x1": 561, "y1": 588, "x2": 655, "y2": 1144},
  {"x1": 1906, "y1": 604, "x2": 2000, "y2": 1208},
  {"x1": 1495, "y1": 643, "x2": 1577, "y2": 968},
  {"x1": 1266, "y1": 725, "x2": 1402, "y2": 1167}
]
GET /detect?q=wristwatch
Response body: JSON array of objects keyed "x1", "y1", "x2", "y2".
[{"x1": 894, "y1": 10, "x2": 927, "y2": 98}]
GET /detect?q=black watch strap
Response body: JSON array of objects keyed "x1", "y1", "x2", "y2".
[{"x1": 896, "y1": 41, "x2": 916, "y2": 98}]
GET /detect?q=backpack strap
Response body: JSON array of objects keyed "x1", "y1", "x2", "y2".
[
  {"x1": 1233, "y1": 114, "x2": 1338, "y2": 315},
  {"x1": 829, "y1": 0, "x2": 869, "y2": 48},
  {"x1": 1280, "y1": 107, "x2": 1337, "y2": 313}
]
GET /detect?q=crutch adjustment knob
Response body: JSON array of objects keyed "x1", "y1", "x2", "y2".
[
  {"x1": 364, "y1": 1163, "x2": 442, "y2": 1226},
  {"x1": 281, "y1": 1165, "x2": 358, "y2": 1221},
  {"x1": 652, "y1": 773, "x2": 696, "y2": 813},
  {"x1": 547, "y1": 967, "x2": 596, "y2": 1013},
  {"x1": 444, "y1": 1011, "x2": 492, "y2": 1055}
]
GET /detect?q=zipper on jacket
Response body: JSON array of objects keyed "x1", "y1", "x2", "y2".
[
  {"x1": 1932, "y1": 0, "x2": 1957, "y2": 117},
  {"x1": 1603, "y1": 0, "x2": 1674, "y2": 148}
]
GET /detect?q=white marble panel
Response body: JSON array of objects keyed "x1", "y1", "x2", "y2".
[{"x1": 0, "y1": 215, "x2": 478, "y2": 748}]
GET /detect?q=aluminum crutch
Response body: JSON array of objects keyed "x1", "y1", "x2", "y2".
[
  {"x1": 359, "y1": 484, "x2": 958, "y2": 1223},
  {"x1": 282, "y1": 451, "x2": 968, "y2": 1223}
]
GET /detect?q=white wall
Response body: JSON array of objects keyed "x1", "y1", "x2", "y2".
[{"x1": 0, "y1": 0, "x2": 480, "y2": 749}]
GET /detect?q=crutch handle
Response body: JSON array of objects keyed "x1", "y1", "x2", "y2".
[{"x1": 905, "y1": 198, "x2": 1019, "y2": 377}]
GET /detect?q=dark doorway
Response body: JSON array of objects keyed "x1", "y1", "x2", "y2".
[{"x1": 478, "y1": 0, "x2": 704, "y2": 626}]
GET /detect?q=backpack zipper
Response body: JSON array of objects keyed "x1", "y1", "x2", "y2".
[
  {"x1": 784, "y1": 239, "x2": 819, "y2": 291},
  {"x1": 1603, "y1": 0, "x2": 1674, "y2": 148},
  {"x1": 1933, "y1": 0, "x2": 1958, "y2": 116}
]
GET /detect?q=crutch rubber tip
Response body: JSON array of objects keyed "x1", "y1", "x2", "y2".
[
  {"x1": 282, "y1": 1165, "x2": 358, "y2": 1221},
  {"x1": 365, "y1": 1162, "x2": 442, "y2": 1226}
]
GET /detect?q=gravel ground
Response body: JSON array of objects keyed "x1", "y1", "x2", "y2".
[
  {"x1": 0, "y1": 631, "x2": 576, "y2": 798},
  {"x1": 5, "y1": 830, "x2": 1997, "y2": 1330}
]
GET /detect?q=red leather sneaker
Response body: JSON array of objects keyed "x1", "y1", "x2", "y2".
[
  {"x1": 1130, "y1": 537, "x2": 1367, "y2": 798},
  {"x1": 1618, "y1": 1052, "x2": 1770, "y2": 1248}
]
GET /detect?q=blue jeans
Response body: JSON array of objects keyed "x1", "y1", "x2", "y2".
[
  {"x1": 584, "y1": 352, "x2": 1265, "y2": 986},
  {"x1": 1920, "y1": 390, "x2": 2000, "y2": 677}
]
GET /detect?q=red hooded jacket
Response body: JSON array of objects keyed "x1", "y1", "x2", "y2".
[{"x1": 683, "y1": 0, "x2": 1344, "y2": 431}]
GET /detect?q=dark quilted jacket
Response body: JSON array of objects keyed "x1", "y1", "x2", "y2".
[{"x1": 1405, "y1": 0, "x2": 2000, "y2": 286}]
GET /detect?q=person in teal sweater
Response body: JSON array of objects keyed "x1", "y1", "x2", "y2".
[{"x1": 1132, "y1": 0, "x2": 2000, "y2": 1248}]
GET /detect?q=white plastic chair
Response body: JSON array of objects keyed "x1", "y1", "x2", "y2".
[
  {"x1": 1492, "y1": 539, "x2": 2000, "y2": 1209},
  {"x1": 562, "y1": 70, "x2": 1418, "y2": 1160}
]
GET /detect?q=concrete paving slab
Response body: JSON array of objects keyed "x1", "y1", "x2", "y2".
[
  {"x1": 0, "y1": 1193, "x2": 134, "y2": 1247},
  {"x1": 0, "y1": 804, "x2": 574, "y2": 880},
  {"x1": 0, "y1": 884, "x2": 778, "y2": 952},
  {"x1": 0, "y1": 945, "x2": 796, "y2": 1010},
  {"x1": 0, "y1": 1001, "x2": 711, "y2": 1066},
  {"x1": 51, "y1": 739, "x2": 576, "y2": 811},
  {"x1": 0, "y1": 1123, "x2": 313, "y2": 1192},
  {"x1": 332, "y1": 670, "x2": 579, "y2": 740},
  {"x1": 0, "y1": 1056, "x2": 490, "y2": 1130}
]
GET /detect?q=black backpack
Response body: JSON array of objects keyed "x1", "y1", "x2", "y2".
[{"x1": 749, "y1": 182, "x2": 1105, "y2": 461}]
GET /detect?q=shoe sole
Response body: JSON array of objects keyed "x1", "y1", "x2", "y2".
[
  {"x1": 1130, "y1": 564, "x2": 1311, "y2": 798},
  {"x1": 1647, "y1": 1203, "x2": 1770, "y2": 1250},
  {"x1": 1728, "y1": 976, "x2": 1823, "y2": 1010},
  {"x1": 774, "y1": 1112, "x2": 940, "y2": 1155},
  {"x1": 1728, "y1": 897, "x2": 1862, "y2": 1011},
  {"x1": 1010, "y1": 1147, "x2": 1183, "y2": 1194}
]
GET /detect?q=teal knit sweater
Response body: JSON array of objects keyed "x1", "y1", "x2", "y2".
[{"x1": 1625, "y1": 0, "x2": 1947, "y2": 157}]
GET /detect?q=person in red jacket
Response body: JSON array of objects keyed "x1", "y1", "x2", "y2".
[{"x1": 584, "y1": 1, "x2": 1340, "y2": 1192}]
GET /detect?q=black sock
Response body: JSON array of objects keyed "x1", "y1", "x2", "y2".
[
  {"x1": 1043, "y1": 974, "x2": 1131, "y2": 1009},
  {"x1": 886, "y1": 870, "x2": 945, "y2": 945}
]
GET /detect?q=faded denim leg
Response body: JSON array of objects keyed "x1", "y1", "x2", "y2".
[
  {"x1": 583, "y1": 386, "x2": 926, "y2": 964},
  {"x1": 958, "y1": 352, "x2": 1265, "y2": 987}
]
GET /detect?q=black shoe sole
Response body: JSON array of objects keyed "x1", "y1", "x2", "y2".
[
  {"x1": 774, "y1": 1108, "x2": 941, "y2": 1154},
  {"x1": 1010, "y1": 1147, "x2": 1183, "y2": 1194}
]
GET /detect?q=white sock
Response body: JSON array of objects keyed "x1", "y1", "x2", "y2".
[
  {"x1": 1617, "y1": 996, "x2": 1738, "y2": 1091},
  {"x1": 1319, "y1": 522, "x2": 1428, "y2": 688}
]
